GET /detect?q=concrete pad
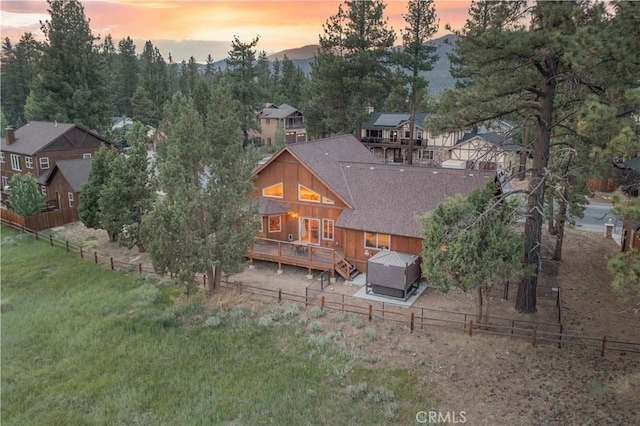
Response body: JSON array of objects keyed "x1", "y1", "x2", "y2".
[{"x1": 352, "y1": 281, "x2": 429, "y2": 308}]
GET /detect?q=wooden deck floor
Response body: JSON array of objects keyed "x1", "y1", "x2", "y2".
[{"x1": 248, "y1": 238, "x2": 335, "y2": 273}]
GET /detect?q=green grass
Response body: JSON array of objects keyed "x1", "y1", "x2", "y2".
[{"x1": 1, "y1": 226, "x2": 437, "y2": 424}]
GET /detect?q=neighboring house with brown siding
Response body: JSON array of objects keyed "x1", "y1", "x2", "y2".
[
  {"x1": 41, "y1": 159, "x2": 93, "y2": 209},
  {"x1": 251, "y1": 134, "x2": 496, "y2": 277},
  {"x1": 0, "y1": 121, "x2": 111, "y2": 201},
  {"x1": 250, "y1": 103, "x2": 307, "y2": 146}
]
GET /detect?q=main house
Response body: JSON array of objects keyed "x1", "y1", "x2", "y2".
[
  {"x1": 360, "y1": 112, "x2": 465, "y2": 165},
  {"x1": 251, "y1": 103, "x2": 307, "y2": 146},
  {"x1": 0, "y1": 121, "x2": 111, "y2": 206},
  {"x1": 249, "y1": 134, "x2": 497, "y2": 280}
]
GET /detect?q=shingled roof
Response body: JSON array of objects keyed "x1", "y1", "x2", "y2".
[
  {"x1": 255, "y1": 135, "x2": 497, "y2": 239},
  {"x1": 284, "y1": 135, "x2": 381, "y2": 206},
  {"x1": 1, "y1": 121, "x2": 76, "y2": 155},
  {"x1": 43, "y1": 158, "x2": 93, "y2": 192},
  {"x1": 259, "y1": 103, "x2": 302, "y2": 120},
  {"x1": 362, "y1": 112, "x2": 429, "y2": 130},
  {"x1": 336, "y1": 163, "x2": 495, "y2": 238}
]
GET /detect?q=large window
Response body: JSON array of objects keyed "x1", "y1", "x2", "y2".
[
  {"x1": 365, "y1": 232, "x2": 390, "y2": 250},
  {"x1": 2, "y1": 176, "x2": 8, "y2": 189},
  {"x1": 10, "y1": 154, "x2": 20, "y2": 171},
  {"x1": 298, "y1": 184, "x2": 320, "y2": 203},
  {"x1": 262, "y1": 182, "x2": 283, "y2": 198},
  {"x1": 268, "y1": 215, "x2": 281, "y2": 232},
  {"x1": 25, "y1": 156, "x2": 33, "y2": 169},
  {"x1": 322, "y1": 219, "x2": 334, "y2": 241},
  {"x1": 39, "y1": 157, "x2": 50, "y2": 170},
  {"x1": 68, "y1": 192, "x2": 74, "y2": 208}
]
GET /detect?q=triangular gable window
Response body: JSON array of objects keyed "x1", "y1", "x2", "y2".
[
  {"x1": 298, "y1": 184, "x2": 320, "y2": 203},
  {"x1": 322, "y1": 196, "x2": 334, "y2": 205},
  {"x1": 263, "y1": 182, "x2": 283, "y2": 198}
]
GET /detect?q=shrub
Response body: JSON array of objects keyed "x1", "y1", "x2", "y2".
[
  {"x1": 258, "y1": 315, "x2": 274, "y2": 327},
  {"x1": 364, "y1": 328, "x2": 377, "y2": 342},
  {"x1": 383, "y1": 402, "x2": 398, "y2": 420},
  {"x1": 346, "y1": 382, "x2": 368, "y2": 400},
  {"x1": 310, "y1": 306, "x2": 325, "y2": 318},
  {"x1": 1, "y1": 299, "x2": 11, "y2": 313},
  {"x1": 205, "y1": 315, "x2": 222, "y2": 328},
  {"x1": 228, "y1": 309, "x2": 245, "y2": 321},
  {"x1": 308, "y1": 321, "x2": 323, "y2": 333},
  {"x1": 366, "y1": 386, "x2": 394, "y2": 403}
]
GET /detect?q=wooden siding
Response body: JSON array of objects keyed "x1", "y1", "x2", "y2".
[
  {"x1": 341, "y1": 228, "x2": 422, "y2": 273},
  {"x1": 254, "y1": 150, "x2": 346, "y2": 250},
  {"x1": 621, "y1": 221, "x2": 640, "y2": 253},
  {"x1": 46, "y1": 169, "x2": 78, "y2": 209}
]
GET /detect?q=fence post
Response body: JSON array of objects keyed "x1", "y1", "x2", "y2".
[
  {"x1": 410, "y1": 312, "x2": 414, "y2": 332},
  {"x1": 49, "y1": 235, "x2": 53, "y2": 246},
  {"x1": 35, "y1": 230, "x2": 38, "y2": 240},
  {"x1": 368, "y1": 304, "x2": 372, "y2": 322},
  {"x1": 66, "y1": 241, "x2": 69, "y2": 252},
  {"x1": 532, "y1": 329, "x2": 537, "y2": 347},
  {"x1": 342, "y1": 295, "x2": 345, "y2": 312},
  {"x1": 468, "y1": 320, "x2": 473, "y2": 336},
  {"x1": 558, "y1": 324, "x2": 563, "y2": 349},
  {"x1": 278, "y1": 288, "x2": 282, "y2": 302},
  {"x1": 203, "y1": 274, "x2": 206, "y2": 287},
  {"x1": 464, "y1": 314, "x2": 467, "y2": 330},
  {"x1": 138, "y1": 263, "x2": 142, "y2": 275},
  {"x1": 305, "y1": 287, "x2": 308, "y2": 307},
  {"x1": 421, "y1": 308, "x2": 424, "y2": 330},
  {"x1": 80, "y1": 247, "x2": 83, "y2": 259},
  {"x1": 382, "y1": 302, "x2": 385, "y2": 318},
  {"x1": 600, "y1": 336, "x2": 607, "y2": 357},
  {"x1": 110, "y1": 257, "x2": 114, "y2": 270},
  {"x1": 511, "y1": 320, "x2": 515, "y2": 340},
  {"x1": 94, "y1": 252, "x2": 98, "y2": 264},
  {"x1": 504, "y1": 281, "x2": 509, "y2": 300}
]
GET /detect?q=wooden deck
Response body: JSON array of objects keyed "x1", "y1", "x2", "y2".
[{"x1": 248, "y1": 238, "x2": 345, "y2": 277}]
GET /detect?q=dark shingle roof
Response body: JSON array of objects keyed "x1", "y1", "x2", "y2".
[
  {"x1": 1, "y1": 121, "x2": 76, "y2": 155},
  {"x1": 624, "y1": 156, "x2": 640, "y2": 172},
  {"x1": 285, "y1": 135, "x2": 381, "y2": 206},
  {"x1": 45, "y1": 158, "x2": 93, "y2": 192},
  {"x1": 336, "y1": 163, "x2": 495, "y2": 238},
  {"x1": 453, "y1": 132, "x2": 520, "y2": 152}
]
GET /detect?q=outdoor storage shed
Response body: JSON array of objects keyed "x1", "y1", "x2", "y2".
[{"x1": 366, "y1": 251, "x2": 421, "y2": 300}]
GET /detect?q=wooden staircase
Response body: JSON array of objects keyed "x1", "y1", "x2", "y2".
[{"x1": 334, "y1": 254, "x2": 361, "y2": 281}]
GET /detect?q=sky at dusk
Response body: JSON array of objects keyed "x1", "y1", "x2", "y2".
[{"x1": 1, "y1": 0, "x2": 471, "y2": 63}]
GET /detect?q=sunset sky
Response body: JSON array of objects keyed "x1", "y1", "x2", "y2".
[{"x1": 1, "y1": 0, "x2": 471, "y2": 62}]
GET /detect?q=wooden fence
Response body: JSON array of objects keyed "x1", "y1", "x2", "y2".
[
  {"x1": 3, "y1": 219, "x2": 639, "y2": 357},
  {"x1": 1, "y1": 207, "x2": 79, "y2": 231}
]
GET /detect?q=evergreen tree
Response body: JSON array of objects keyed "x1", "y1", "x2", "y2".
[
  {"x1": 314, "y1": 0, "x2": 396, "y2": 136},
  {"x1": 430, "y1": 0, "x2": 624, "y2": 313},
  {"x1": 99, "y1": 122, "x2": 155, "y2": 249},
  {"x1": 421, "y1": 182, "x2": 526, "y2": 323},
  {"x1": 396, "y1": 0, "x2": 439, "y2": 165},
  {"x1": 138, "y1": 40, "x2": 169, "y2": 126},
  {"x1": 100, "y1": 34, "x2": 117, "y2": 115},
  {"x1": 141, "y1": 89, "x2": 258, "y2": 294},
  {"x1": 1, "y1": 33, "x2": 41, "y2": 127},
  {"x1": 278, "y1": 55, "x2": 307, "y2": 107},
  {"x1": 225, "y1": 36, "x2": 262, "y2": 148},
  {"x1": 114, "y1": 37, "x2": 139, "y2": 117},
  {"x1": 179, "y1": 56, "x2": 200, "y2": 96},
  {"x1": 256, "y1": 50, "x2": 272, "y2": 103},
  {"x1": 25, "y1": 0, "x2": 109, "y2": 131},
  {"x1": 8, "y1": 174, "x2": 44, "y2": 216},
  {"x1": 78, "y1": 145, "x2": 117, "y2": 233},
  {"x1": 608, "y1": 193, "x2": 640, "y2": 301}
]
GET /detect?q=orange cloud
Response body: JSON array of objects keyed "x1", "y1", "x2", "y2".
[{"x1": 1, "y1": 0, "x2": 471, "y2": 61}]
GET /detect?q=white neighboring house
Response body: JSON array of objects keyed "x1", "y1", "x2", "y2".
[{"x1": 448, "y1": 132, "x2": 520, "y2": 173}]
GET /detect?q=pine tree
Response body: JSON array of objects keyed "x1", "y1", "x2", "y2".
[
  {"x1": 1, "y1": 33, "x2": 41, "y2": 127},
  {"x1": 141, "y1": 89, "x2": 259, "y2": 294},
  {"x1": 396, "y1": 0, "x2": 439, "y2": 165},
  {"x1": 99, "y1": 122, "x2": 155, "y2": 249},
  {"x1": 431, "y1": 0, "x2": 622, "y2": 313},
  {"x1": 316, "y1": 0, "x2": 396, "y2": 136},
  {"x1": 225, "y1": 36, "x2": 262, "y2": 148},
  {"x1": 138, "y1": 40, "x2": 169, "y2": 126},
  {"x1": 78, "y1": 145, "x2": 118, "y2": 233},
  {"x1": 114, "y1": 37, "x2": 139, "y2": 117},
  {"x1": 25, "y1": 0, "x2": 109, "y2": 131}
]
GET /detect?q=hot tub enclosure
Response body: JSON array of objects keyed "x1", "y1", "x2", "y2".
[{"x1": 366, "y1": 251, "x2": 421, "y2": 300}]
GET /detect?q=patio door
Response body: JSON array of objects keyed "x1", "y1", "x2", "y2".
[{"x1": 299, "y1": 217, "x2": 320, "y2": 245}]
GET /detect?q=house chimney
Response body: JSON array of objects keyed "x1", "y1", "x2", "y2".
[{"x1": 5, "y1": 126, "x2": 15, "y2": 145}]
